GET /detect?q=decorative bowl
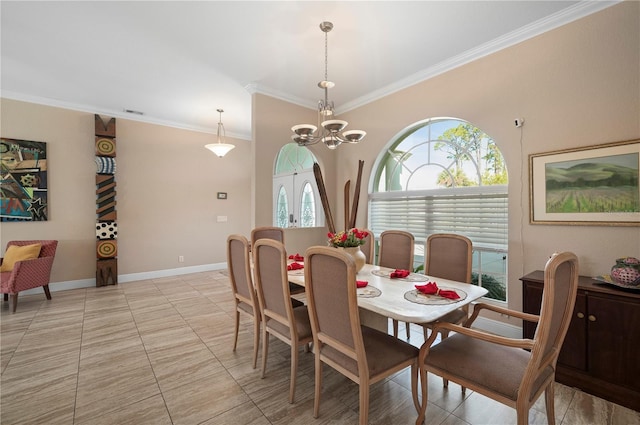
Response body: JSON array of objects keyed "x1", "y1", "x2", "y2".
[{"x1": 611, "y1": 257, "x2": 640, "y2": 287}]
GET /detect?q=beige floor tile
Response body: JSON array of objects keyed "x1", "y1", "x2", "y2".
[
  {"x1": 200, "y1": 400, "x2": 271, "y2": 425},
  {"x1": 162, "y1": 370, "x2": 250, "y2": 425},
  {"x1": 74, "y1": 357, "x2": 160, "y2": 423},
  {"x1": 1, "y1": 272, "x2": 637, "y2": 425},
  {"x1": 74, "y1": 394, "x2": 173, "y2": 425},
  {"x1": 0, "y1": 371, "x2": 77, "y2": 425},
  {"x1": 147, "y1": 339, "x2": 225, "y2": 392}
]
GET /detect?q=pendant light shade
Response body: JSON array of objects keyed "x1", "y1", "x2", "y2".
[{"x1": 205, "y1": 109, "x2": 235, "y2": 157}]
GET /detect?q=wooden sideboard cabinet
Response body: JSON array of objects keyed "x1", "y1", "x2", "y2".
[{"x1": 521, "y1": 271, "x2": 640, "y2": 412}]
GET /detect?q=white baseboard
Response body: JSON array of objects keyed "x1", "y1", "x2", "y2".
[{"x1": 19, "y1": 262, "x2": 227, "y2": 295}]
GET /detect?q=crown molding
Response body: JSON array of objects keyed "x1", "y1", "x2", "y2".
[
  {"x1": 252, "y1": 0, "x2": 622, "y2": 115},
  {"x1": 245, "y1": 83, "x2": 317, "y2": 110},
  {"x1": 1, "y1": 90, "x2": 252, "y2": 141}
]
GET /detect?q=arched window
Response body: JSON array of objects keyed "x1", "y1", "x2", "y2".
[
  {"x1": 369, "y1": 118, "x2": 508, "y2": 301},
  {"x1": 273, "y1": 143, "x2": 324, "y2": 228}
]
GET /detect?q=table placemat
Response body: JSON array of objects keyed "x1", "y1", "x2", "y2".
[
  {"x1": 371, "y1": 269, "x2": 429, "y2": 282},
  {"x1": 287, "y1": 269, "x2": 305, "y2": 276},
  {"x1": 404, "y1": 288, "x2": 467, "y2": 305},
  {"x1": 357, "y1": 286, "x2": 382, "y2": 298}
]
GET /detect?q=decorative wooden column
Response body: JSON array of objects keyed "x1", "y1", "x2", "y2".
[{"x1": 94, "y1": 115, "x2": 118, "y2": 286}]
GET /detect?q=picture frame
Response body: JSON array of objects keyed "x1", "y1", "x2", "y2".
[
  {"x1": 217, "y1": 192, "x2": 227, "y2": 200},
  {"x1": 529, "y1": 139, "x2": 639, "y2": 226}
]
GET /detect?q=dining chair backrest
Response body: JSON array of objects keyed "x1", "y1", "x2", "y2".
[
  {"x1": 535, "y1": 252, "x2": 579, "y2": 369},
  {"x1": 416, "y1": 251, "x2": 579, "y2": 425},
  {"x1": 227, "y1": 234, "x2": 255, "y2": 304},
  {"x1": 251, "y1": 226, "x2": 284, "y2": 251},
  {"x1": 226, "y1": 234, "x2": 261, "y2": 368},
  {"x1": 378, "y1": 230, "x2": 414, "y2": 271},
  {"x1": 425, "y1": 233, "x2": 472, "y2": 283},
  {"x1": 305, "y1": 246, "x2": 363, "y2": 372},
  {"x1": 360, "y1": 228, "x2": 375, "y2": 265},
  {"x1": 253, "y1": 238, "x2": 313, "y2": 403},
  {"x1": 305, "y1": 245, "x2": 424, "y2": 424},
  {"x1": 253, "y1": 238, "x2": 293, "y2": 327}
]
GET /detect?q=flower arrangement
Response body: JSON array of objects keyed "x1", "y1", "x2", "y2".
[{"x1": 328, "y1": 228, "x2": 369, "y2": 248}]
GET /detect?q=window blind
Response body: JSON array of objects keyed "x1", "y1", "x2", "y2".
[{"x1": 368, "y1": 187, "x2": 508, "y2": 250}]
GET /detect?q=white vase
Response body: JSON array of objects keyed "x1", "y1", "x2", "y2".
[{"x1": 342, "y1": 246, "x2": 366, "y2": 273}]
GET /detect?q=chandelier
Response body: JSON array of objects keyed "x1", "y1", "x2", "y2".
[
  {"x1": 205, "y1": 109, "x2": 236, "y2": 157},
  {"x1": 291, "y1": 22, "x2": 366, "y2": 150}
]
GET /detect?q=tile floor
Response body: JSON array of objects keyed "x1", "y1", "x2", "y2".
[{"x1": 1, "y1": 270, "x2": 639, "y2": 425}]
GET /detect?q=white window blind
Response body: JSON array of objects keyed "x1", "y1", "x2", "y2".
[{"x1": 369, "y1": 186, "x2": 508, "y2": 250}]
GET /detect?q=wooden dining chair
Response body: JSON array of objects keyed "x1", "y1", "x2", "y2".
[
  {"x1": 250, "y1": 226, "x2": 284, "y2": 251},
  {"x1": 226, "y1": 234, "x2": 260, "y2": 369},
  {"x1": 378, "y1": 230, "x2": 414, "y2": 339},
  {"x1": 416, "y1": 252, "x2": 579, "y2": 425},
  {"x1": 253, "y1": 238, "x2": 313, "y2": 403},
  {"x1": 251, "y1": 226, "x2": 304, "y2": 296},
  {"x1": 420, "y1": 233, "x2": 473, "y2": 340},
  {"x1": 360, "y1": 228, "x2": 375, "y2": 265},
  {"x1": 304, "y1": 245, "x2": 426, "y2": 425},
  {"x1": 419, "y1": 233, "x2": 473, "y2": 389}
]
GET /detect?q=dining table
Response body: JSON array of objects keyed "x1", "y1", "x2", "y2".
[{"x1": 287, "y1": 262, "x2": 489, "y2": 333}]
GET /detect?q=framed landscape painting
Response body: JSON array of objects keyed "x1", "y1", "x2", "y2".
[{"x1": 529, "y1": 139, "x2": 639, "y2": 226}]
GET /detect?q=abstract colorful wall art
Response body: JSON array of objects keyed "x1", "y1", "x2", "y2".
[{"x1": 0, "y1": 138, "x2": 48, "y2": 221}]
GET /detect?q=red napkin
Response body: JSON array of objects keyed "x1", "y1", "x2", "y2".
[
  {"x1": 415, "y1": 282, "x2": 460, "y2": 300},
  {"x1": 390, "y1": 269, "x2": 410, "y2": 278},
  {"x1": 356, "y1": 280, "x2": 368, "y2": 288},
  {"x1": 287, "y1": 262, "x2": 304, "y2": 271},
  {"x1": 288, "y1": 253, "x2": 304, "y2": 262}
]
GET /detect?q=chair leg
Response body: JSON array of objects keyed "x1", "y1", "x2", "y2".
[
  {"x1": 11, "y1": 293, "x2": 18, "y2": 313},
  {"x1": 358, "y1": 378, "x2": 369, "y2": 425},
  {"x1": 415, "y1": 365, "x2": 428, "y2": 425},
  {"x1": 289, "y1": 343, "x2": 298, "y2": 403},
  {"x1": 43, "y1": 284, "x2": 52, "y2": 300},
  {"x1": 261, "y1": 329, "x2": 269, "y2": 379},
  {"x1": 252, "y1": 315, "x2": 260, "y2": 369},
  {"x1": 3, "y1": 293, "x2": 8, "y2": 301},
  {"x1": 392, "y1": 319, "x2": 399, "y2": 337},
  {"x1": 440, "y1": 329, "x2": 451, "y2": 389},
  {"x1": 516, "y1": 396, "x2": 530, "y2": 425},
  {"x1": 545, "y1": 382, "x2": 556, "y2": 425},
  {"x1": 405, "y1": 322, "x2": 411, "y2": 339},
  {"x1": 232, "y1": 310, "x2": 240, "y2": 352},
  {"x1": 313, "y1": 352, "x2": 322, "y2": 418}
]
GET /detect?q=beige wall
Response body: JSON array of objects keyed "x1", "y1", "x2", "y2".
[
  {"x1": 1, "y1": 100, "x2": 252, "y2": 283},
  {"x1": 1, "y1": 2, "x2": 638, "y2": 316},
  {"x1": 251, "y1": 93, "x2": 337, "y2": 254},
  {"x1": 253, "y1": 2, "x2": 640, "y2": 316}
]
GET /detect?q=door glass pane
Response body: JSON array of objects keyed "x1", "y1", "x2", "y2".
[
  {"x1": 300, "y1": 182, "x2": 316, "y2": 227},
  {"x1": 276, "y1": 186, "x2": 289, "y2": 228}
]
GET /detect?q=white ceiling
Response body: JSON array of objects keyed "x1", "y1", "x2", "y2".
[{"x1": 1, "y1": 1, "x2": 618, "y2": 141}]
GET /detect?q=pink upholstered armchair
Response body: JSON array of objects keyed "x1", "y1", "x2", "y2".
[{"x1": 1, "y1": 240, "x2": 58, "y2": 313}]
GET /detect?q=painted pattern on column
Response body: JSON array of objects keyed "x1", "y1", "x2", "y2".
[{"x1": 95, "y1": 115, "x2": 117, "y2": 286}]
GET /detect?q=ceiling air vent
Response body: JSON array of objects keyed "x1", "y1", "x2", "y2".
[{"x1": 123, "y1": 109, "x2": 144, "y2": 115}]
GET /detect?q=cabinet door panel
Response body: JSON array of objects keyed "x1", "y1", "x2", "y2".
[{"x1": 587, "y1": 295, "x2": 640, "y2": 391}]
